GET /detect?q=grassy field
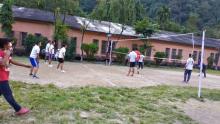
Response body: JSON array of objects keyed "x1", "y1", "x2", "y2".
[{"x1": 1, "y1": 81, "x2": 220, "y2": 124}]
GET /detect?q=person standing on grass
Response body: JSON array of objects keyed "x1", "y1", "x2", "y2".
[
  {"x1": 44, "y1": 40, "x2": 51, "y2": 64},
  {"x1": 202, "y1": 63, "x2": 207, "y2": 78},
  {"x1": 57, "y1": 44, "x2": 67, "y2": 73},
  {"x1": 0, "y1": 38, "x2": 31, "y2": 115},
  {"x1": 183, "y1": 54, "x2": 194, "y2": 83},
  {"x1": 29, "y1": 41, "x2": 41, "y2": 79},
  {"x1": 137, "y1": 54, "x2": 145, "y2": 74},
  {"x1": 48, "y1": 41, "x2": 55, "y2": 67},
  {"x1": 127, "y1": 49, "x2": 137, "y2": 76}
]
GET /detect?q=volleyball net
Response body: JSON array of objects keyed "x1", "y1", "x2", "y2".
[{"x1": 107, "y1": 32, "x2": 200, "y2": 65}]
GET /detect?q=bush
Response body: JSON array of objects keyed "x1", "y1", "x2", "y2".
[
  {"x1": 114, "y1": 47, "x2": 129, "y2": 64},
  {"x1": 13, "y1": 48, "x2": 26, "y2": 56},
  {"x1": 23, "y1": 34, "x2": 48, "y2": 55},
  {"x1": 81, "y1": 43, "x2": 98, "y2": 60},
  {"x1": 207, "y1": 55, "x2": 214, "y2": 69},
  {"x1": 154, "y1": 52, "x2": 166, "y2": 65},
  {"x1": 65, "y1": 38, "x2": 77, "y2": 61}
]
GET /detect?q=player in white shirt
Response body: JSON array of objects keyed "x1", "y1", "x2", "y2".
[
  {"x1": 127, "y1": 49, "x2": 137, "y2": 76},
  {"x1": 137, "y1": 54, "x2": 145, "y2": 74},
  {"x1": 44, "y1": 40, "x2": 51, "y2": 63},
  {"x1": 48, "y1": 41, "x2": 55, "y2": 67},
  {"x1": 57, "y1": 44, "x2": 67, "y2": 73},
  {"x1": 184, "y1": 54, "x2": 194, "y2": 83},
  {"x1": 29, "y1": 41, "x2": 41, "y2": 78}
]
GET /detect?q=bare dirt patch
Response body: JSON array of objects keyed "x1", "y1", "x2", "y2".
[
  {"x1": 9, "y1": 61, "x2": 220, "y2": 89},
  {"x1": 177, "y1": 99, "x2": 220, "y2": 124}
]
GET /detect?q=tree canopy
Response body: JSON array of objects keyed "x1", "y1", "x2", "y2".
[{"x1": 0, "y1": 0, "x2": 220, "y2": 38}]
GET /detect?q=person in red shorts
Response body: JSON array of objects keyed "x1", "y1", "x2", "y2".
[{"x1": 0, "y1": 38, "x2": 31, "y2": 116}]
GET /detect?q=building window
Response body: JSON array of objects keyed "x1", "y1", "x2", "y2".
[
  {"x1": 132, "y1": 44, "x2": 138, "y2": 50},
  {"x1": 35, "y1": 33, "x2": 41, "y2": 37},
  {"x1": 101, "y1": 40, "x2": 108, "y2": 54},
  {"x1": 21, "y1": 32, "x2": 27, "y2": 45},
  {"x1": 146, "y1": 47, "x2": 152, "y2": 57},
  {"x1": 165, "y1": 48, "x2": 170, "y2": 58},
  {"x1": 171, "y1": 49, "x2": 177, "y2": 59},
  {"x1": 177, "y1": 49, "x2": 183, "y2": 59},
  {"x1": 93, "y1": 39, "x2": 99, "y2": 47},
  {"x1": 193, "y1": 51, "x2": 198, "y2": 61}
]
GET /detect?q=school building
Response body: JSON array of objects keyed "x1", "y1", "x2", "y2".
[{"x1": 0, "y1": 6, "x2": 220, "y2": 66}]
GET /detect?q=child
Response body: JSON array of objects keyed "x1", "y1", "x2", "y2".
[
  {"x1": 0, "y1": 38, "x2": 31, "y2": 115},
  {"x1": 29, "y1": 41, "x2": 41, "y2": 78},
  {"x1": 44, "y1": 40, "x2": 51, "y2": 63},
  {"x1": 183, "y1": 54, "x2": 194, "y2": 83},
  {"x1": 127, "y1": 49, "x2": 137, "y2": 76},
  {"x1": 137, "y1": 54, "x2": 145, "y2": 74},
  {"x1": 48, "y1": 41, "x2": 55, "y2": 67},
  {"x1": 57, "y1": 44, "x2": 67, "y2": 73}
]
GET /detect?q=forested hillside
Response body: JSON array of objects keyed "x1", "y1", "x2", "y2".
[{"x1": 0, "y1": 0, "x2": 219, "y2": 38}]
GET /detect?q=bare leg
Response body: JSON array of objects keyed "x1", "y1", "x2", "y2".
[
  {"x1": 57, "y1": 63, "x2": 60, "y2": 69},
  {"x1": 127, "y1": 68, "x2": 131, "y2": 76},
  {"x1": 33, "y1": 67, "x2": 39, "y2": 76},
  {"x1": 30, "y1": 67, "x2": 33, "y2": 75},
  {"x1": 131, "y1": 68, "x2": 135, "y2": 76},
  {"x1": 60, "y1": 63, "x2": 64, "y2": 71}
]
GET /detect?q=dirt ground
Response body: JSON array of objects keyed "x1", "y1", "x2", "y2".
[
  {"x1": 9, "y1": 61, "x2": 220, "y2": 124},
  {"x1": 9, "y1": 61, "x2": 220, "y2": 89},
  {"x1": 177, "y1": 99, "x2": 220, "y2": 124}
]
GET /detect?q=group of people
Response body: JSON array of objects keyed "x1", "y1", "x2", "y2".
[
  {"x1": 0, "y1": 38, "x2": 68, "y2": 116},
  {"x1": 29, "y1": 40, "x2": 68, "y2": 78},
  {"x1": 126, "y1": 49, "x2": 207, "y2": 83},
  {"x1": 126, "y1": 48, "x2": 145, "y2": 76},
  {"x1": 184, "y1": 53, "x2": 207, "y2": 83},
  {"x1": 0, "y1": 38, "x2": 208, "y2": 116}
]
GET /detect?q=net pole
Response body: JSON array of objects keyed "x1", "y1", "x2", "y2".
[
  {"x1": 109, "y1": 40, "x2": 113, "y2": 66},
  {"x1": 198, "y1": 30, "x2": 206, "y2": 98},
  {"x1": 192, "y1": 33, "x2": 195, "y2": 53}
]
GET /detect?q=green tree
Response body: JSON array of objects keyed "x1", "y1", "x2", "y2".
[
  {"x1": 81, "y1": 43, "x2": 99, "y2": 60},
  {"x1": 114, "y1": 47, "x2": 129, "y2": 64},
  {"x1": 207, "y1": 55, "x2": 214, "y2": 69},
  {"x1": 91, "y1": 0, "x2": 145, "y2": 26},
  {"x1": 157, "y1": 6, "x2": 171, "y2": 30},
  {"x1": 0, "y1": 0, "x2": 14, "y2": 37},
  {"x1": 154, "y1": 52, "x2": 166, "y2": 65},
  {"x1": 23, "y1": 34, "x2": 48, "y2": 54},
  {"x1": 134, "y1": 18, "x2": 158, "y2": 55},
  {"x1": 65, "y1": 38, "x2": 77, "y2": 61},
  {"x1": 53, "y1": 8, "x2": 68, "y2": 43},
  {"x1": 185, "y1": 13, "x2": 199, "y2": 32}
]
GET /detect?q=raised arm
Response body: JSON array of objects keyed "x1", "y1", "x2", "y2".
[{"x1": 10, "y1": 59, "x2": 31, "y2": 68}]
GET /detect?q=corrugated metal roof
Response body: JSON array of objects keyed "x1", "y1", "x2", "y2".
[{"x1": 11, "y1": 6, "x2": 220, "y2": 48}]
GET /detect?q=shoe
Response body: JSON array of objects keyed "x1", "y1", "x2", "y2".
[
  {"x1": 15, "y1": 108, "x2": 30, "y2": 116},
  {"x1": 33, "y1": 75, "x2": 39, "y2": 79},
  {"x1": 29, "y1": 73, "x2": 33, "y2": 76},
  {"x1": 61, "y1": 70, "x2": 66, "y2": 73}
]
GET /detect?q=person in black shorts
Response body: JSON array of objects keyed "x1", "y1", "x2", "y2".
[
  {"x1": 127, "y1": 49, "x2": 137, "y2": 76},
  {"x1": 57, "y1": 44, "x2": 67, "y2": 73}
]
